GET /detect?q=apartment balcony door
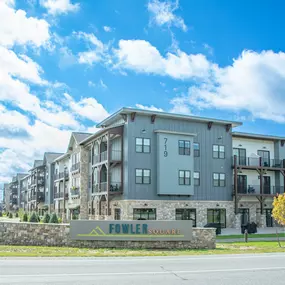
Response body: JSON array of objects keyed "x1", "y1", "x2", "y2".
[
  {"x1": 257, "y1": 150, "x2": 270, "y2": 167},
  {"x1": 263, "y1": 176, "x2": 271, "y2": 194},
  {"x1": 237, "y1": 175, "x2": 247, "y2": 194},
  {"x1": 233, "y1": 148, "x2": 246, "y2": 165},
  {"x1": 265, "y1": 209, "x2": 273, "y2": 227}
]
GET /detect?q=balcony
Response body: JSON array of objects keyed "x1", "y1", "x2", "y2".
[
  {"x1": 54, "y1": 192, "x2": 64, "y2": 199},
  {"x1": 64, "y1": 171, "x2": 69, "y2": 180},
  {"x1": 30, "y1": 193, "x2": 45, "y2": 202},
  {"x1": 92, "y1": 150, "x2": 122, "y2": 165},
  {"x1": 37, "y1": 178, "x2": 45, "y2": 186},
  {"x1": 92, "y1": 182, "x2": 122, "y2": 194},
  {"x1": 233, "y1": 156, "x2": 284, "y2": 169},
  {"x1": 71, "y1": 162, "x2": 80, "y2": 173},
  {"x1": 235, "y1": 185, "x2": 285, "y2": 195},
  {"x1": 70, "y1": 187, "x2": 80, "y2": 197}
]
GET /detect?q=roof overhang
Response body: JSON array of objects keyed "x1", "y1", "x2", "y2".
[
  {"x1": 232, "y1": 132, "x2": 285, "y2": 141},
  {"x1": 96, "y1": 107, "x2": 242, "y2": 128}
]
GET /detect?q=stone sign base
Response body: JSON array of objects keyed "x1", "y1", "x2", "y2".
[{"x1": 0, "y1": 222, "x2": 216, "y2": 249}]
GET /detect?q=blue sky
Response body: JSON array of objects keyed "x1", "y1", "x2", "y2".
[{"x1": 1, "y1": 0, "x2": 285, "y2": 185}]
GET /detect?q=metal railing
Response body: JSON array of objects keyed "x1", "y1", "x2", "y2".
[
  {"x1": 235, "y1": 184, "x2": 285, "y2": 195},
  {"x1": 92, "y1": 150, "x2": 122, "y2": 165},
  {"x1": 71, "y1": 162, "x2": 80, "y2": 172},
  {"x1": 233, "y1": 156, "x2": 284, "y2": 168},
  {"x1": 54, "y1": 192, "x2": 64, "y2": 199},
  {"x1": 70, "y1": 188, "x2": 80, "y2": 197},
  {"x1": 92, "y1": 182, "x2": 122, "y2": 194}
]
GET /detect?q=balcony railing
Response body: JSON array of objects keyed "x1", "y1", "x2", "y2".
[
  {"x1": 71, "y1": 162, "x2": 80, "y2": 172},
  {"x1": 92, "y1": 182, "x2": 122, "y2": 194},
  {"x1": 30, "y1": 193, "x2": 45, "y2": 202},
  {"x1": 54, "y1": 192, "x2": 64, "y2": 199},
  {"x1": 235, "y1": 185, "x2": 285, "y2": 195},
  {"x1": 64, "y1": 171, "x2": 69, "y2": 180},
  {"x1": 92, "y1": 150, "x2": 122, "y2": 165},
  {"x1": 233, "y1": 156, "x2": 284, "y2": 168},
  {"x1": 70, "y1": 187, "x2": 80, "y2": 197}
]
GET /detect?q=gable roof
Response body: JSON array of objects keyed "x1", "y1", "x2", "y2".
[
  {"x1": 96, "y1": 107, "x2": 242, "y2": 128},
  {"x1": 43, "y1": 152, "x2": 64, "y2": 164},
  {"x1": 66, "y1": 132, "x2": 92, "y2": 152},
  {"x1": 34, "y1": 160, "x2": 43, "y2": 168},
  {"x1": 232, "y1": 132, "x2": 285, "y2": 141}
]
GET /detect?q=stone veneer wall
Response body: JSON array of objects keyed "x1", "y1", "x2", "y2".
[
  {"x1": 110, "y1": 200, "x2": 237, "y2": 228},
  {"x1": 0, "y1": 222, "x2": 216, "y2": 249},
  {"x1": 79, "y1": 146, "x2": 89, "y2": 219}
]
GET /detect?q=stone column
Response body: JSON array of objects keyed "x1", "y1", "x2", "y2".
[
  {"x1": 233, "y1": 213, "x2": 241, "y2": 229},
  {"x1": 260, "y1": 214, "x2": 267, "y2": 228},
  {"x1": 79, "y1": 147, "x2": 89, "y2": 220}
]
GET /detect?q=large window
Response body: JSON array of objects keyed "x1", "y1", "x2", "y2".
[
  {"x1": 213, "y1": 145, "x2": 225, "y2": 159},
  {"x1": 135, "y1": 169, "x2": 151, "y2": 184},
  {"x1": 178, "y1": 140, "x2": 191, "y2": 155},
  {"x1": 136, "y1": 138, "x2": 151, "y2": 153},
  {"x1": 179, "y1": 170, "x2": 191, "y2": 185},
  {"x1": 175, "y1": 209, "x2": 196, "y2": 227},
  {"x1": 133, "y1": 208, "x2": 156, "y2": 220},
  {"x1": 194, "y1": 172, "x2": 200, "y2": 186},
  {"x1": 207, "y1": 209, "x2": 226, "y2": 228},
  {"x1": 213, "y1": 173, "x2": 226, "y2": 187},
  {"x1": 193, "y1": 143, "x2": 200, "y2": 157}
]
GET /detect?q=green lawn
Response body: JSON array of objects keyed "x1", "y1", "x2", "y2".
[
  {"x1": 0, "y1": 242, "x2": 285, "y2": 257},
  {"x1": 217, "y1": 233, "x2": 285, "y2": 240}
]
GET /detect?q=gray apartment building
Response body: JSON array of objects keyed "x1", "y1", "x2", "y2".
[{"x1": 3, "y1": 107, "x2": 285, "y2": 229}]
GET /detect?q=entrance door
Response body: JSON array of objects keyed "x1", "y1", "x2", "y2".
[
  {"x1": 207, "y1": 209, "x2": 226, "y2": 228},
  {"x1": 233, "y1": 148, "x2": 246, "y2": 165},
  {"x1": 265, "y1": 209, "x2": 273, "y2": 227},
  {"x1": 239, "y1": 209, "x2": 250, "y2": 225},
  {"x1": 237, "y1": 175, "x2": 247, "y2": 194},
  {"x1": 263, "y1": 176, "x2": 271, "y2": 194}
]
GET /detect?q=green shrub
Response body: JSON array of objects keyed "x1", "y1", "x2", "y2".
[
  {"x1": 18, "y1": 208, "x2": 24, "y2": 220},
  {"x1": 49, "y1": 213, "x2": 59, "y2": 224},
  {"x1": 29, "y1": 212, "x2": 39, "y2": 223},
  {"x1": 42, "y1": 213, "x2": 50, "y2": 223},
  {"x1": 0, "y1": 212, "x2": 2, "y2": 217},
  {"x1": 58, "y1": 217, "x2": 62, "y2": 223},
  {"x1": 15, "y1": 212, "x2": 19, "y2": 218},
  {"x1": 22, "y1": 213, "x2": 28, "y2": 222},
  {"x1": 6, "y1": 211, "x2": 9, "y2": 217},
  {"x1": 9, "y1": 213, "x2": 13, "y2": 218}
]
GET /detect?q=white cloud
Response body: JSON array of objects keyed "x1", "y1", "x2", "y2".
[
  {"x1": 170, "y1": 96, "x2": 191, "y2": 114},
  {"x1": 88, "y1": 80, "x2": 96, "y2": 87},
  {"x1": 135, "y1": 104, "x2": 164, "y2": 112},
  {"x1": 88, "y1": 79, "x2": 108, "y2": 89},
  {"x1": 40, "y1": 0, "x2": 80, "y2": 15},
  {"x1": 75, "y1": 31, "x2": 107, "y2": 65},
  {"x1": 0, "y1": 0, "x2": 50, "y2": 48},
  {"x1": 172, "y1": 50, "x2": 285, "y2": 123},
  {"x1": 103, "y1": 26, "x2": 112, "y2": 32},
  {"x1": 147, "y1": 0, "x2": 187, "y2": 31},
  {"x1": 99, "y1": 79, "x2": 107, "y2": 89},
  {"x1": 64, "y1": 93, "x2": 109, "y2": 122},
  {"x1": 114, "y1": 39, "x2": 210, "y2": 79}
]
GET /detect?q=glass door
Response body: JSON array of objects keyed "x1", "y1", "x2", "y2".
[
  {"x1": 257, "y1": 150, "x2": 270, "y2": 167},
  {"x1": 237, "y1": 175, "x2": 247, "y2": 194},
  {"x1": 265, "y1": 209, "x2": 273, "y2": 227},
  {"x1": 207, "y1": 209, "x2": 226, "y2": 228},
  {"x1": 263, "y1": 176, "x2": 271, "y2": 194},
  {"x1": 233, "y1": 148, "x2": 246, "y2": 165},
  {"x1": 239, "y1": 208, "x2": 250, "y2": 225}
]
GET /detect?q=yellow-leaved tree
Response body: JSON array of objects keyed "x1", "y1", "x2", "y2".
[
  {"x1": 272, "y1": 193, "x2": 285, "y2": 248},
  {"x1": 272, "y1": 193, "x2": 285, "y2": 226}
]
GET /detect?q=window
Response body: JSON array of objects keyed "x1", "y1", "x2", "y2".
[
  {"x1": 194, "y1": 172, "x2": 200, "y2": 186},
  {"x1": 136, "y1": 138, "x2": 151, "y2": 153},
  {"x1": 213, "y1": 173, "x2": 226, "y2": 187},
  {"x1": 175, "y1": 209, "x2": 196, "y2": 227},
  {"x1": 207, "y1": 209, "x2": 226, "y2": 228},
  {"x1": 213, "y1": 145, "x2": 225, "y2": 159},
  {"x1": 179, "y1": 170, "x2": 191, "y2": 185},
  {"x1": 178, "y1": 140, "x2": 191, "y2": 155},
  {"x1": 114, "y1": 208, "x2": 121, "y2": 220},
  {"x1": 135, "y1": 169, "x2": 151, "y2": 184},
  {"x1": 193, "y1": 143, "x2": 200, "y2": 157},
  {"x1": 133, "y1": 208, "x2": 156, "y2": 220}
]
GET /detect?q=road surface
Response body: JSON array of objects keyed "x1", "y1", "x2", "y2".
[{"x1": 1, "y1": 253, "x2": 285, "y2": 284}]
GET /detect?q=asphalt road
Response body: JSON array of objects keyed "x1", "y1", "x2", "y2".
[{"x1": 1, "y1": 254, "x2": 285, "y2": 285}]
